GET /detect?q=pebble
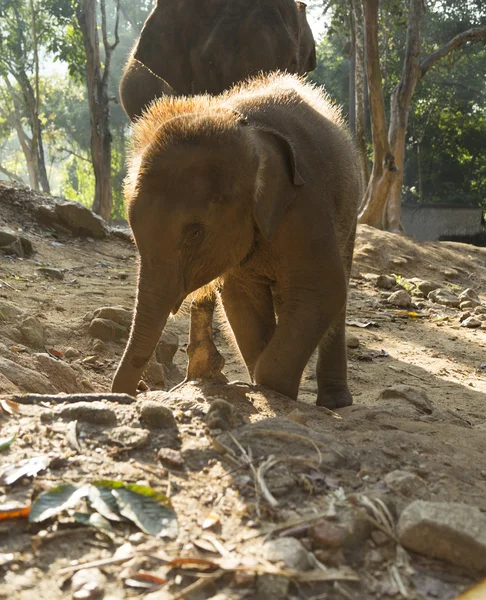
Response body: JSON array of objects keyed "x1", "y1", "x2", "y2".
[
  {"x1": 72, "y1": 567, "x2": 106, "y2": 599},
  {"x1": 286, "y1": 408, "x2": 308, "y2": 425},
  {"x1": 458, "y1": 288, "x2": 481, "y2": 306},
  {"x1": 256, "y1": 574, "x2": 289, "y2": 600},
  {"x1": 138, "y1": 400, "x2": 177, "y2": 429},
  {"x1": 310, "y1": 520, "x2": 347, "y2": 548},
  {"x1": 416, "y1": 280, "x2": 441, "y2": 297},
  {"x1": 92, "y1": 339, "x2": 106, "y2": 353},
  {"x1": 205, "y1": 398, "x2": 239, "y2": 431},
  {"x1": 397, "y1": 500, "x2": 486, "y2": 571},
  {"x1": 51, "y1": 401, "x2": 117, "y2": 425},
  {"x1": 19, "y1": 316, "x2": 45, "y2": 349},
  {"x1": 108, "y1": 426, "x2": 150, "y2": 448},
  {"x1": 428, "y1": 288, "x2": 460, "y2": 307},
  {"x1": 387, "y1": 290, "x2": 411, "y2": 308},
  {"x1": 346, "y1": 333, "x2": 360, "y2": 349},
  {"x1": 155, "y1": 330, "x2": 180, "y2": 366},
  {"x1": 460, "y1": 300, "x2": 477, "y2": 310},
  {"x1": 65, "y1": 347, "x2": 80, "y2": 359},
  {"x1": 462, "y1": 316, "x2": 482, "y2": 329},
  {"x1": 376, "y1": 275, "x2": 396, "y2": 290},
  {"x1": 474, "y1": 305, "x2": 486, "y2": 315},
  {"x1": 89, "y1": 318, "x2": 128, "y2": 342},
  {"x1": 36, "y1": 267, "x2": 64, "y2": 281},
  {"x1": 384, "y1": 470, "x2": 428, "y2": 498},
  {"x1": 92, "y1": 306, "x2": 132, "y2": 329},
  {"x1": 459, "y1": 311, "x2": 471, "y2": 322},
  {"x1": 158, "y1": 447, "x2": 184, "y2": 469},
  {"x1": 263, "y1": 537, "x2": 312, "y2": 571}
]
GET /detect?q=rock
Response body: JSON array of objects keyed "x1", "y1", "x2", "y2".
[
  {"x1": 474, "y1": 305, "x2": 486, "y2": 315},
  {"x1": 428, "y1": 288, "x2": 460, "y2": 307},
  {"x1": 35, "y1": 353, "x2": 93, "y2": 393},
  {"x1": 459, "y1": 311, "x2": 472, "y2": 323},
  {"x1": 0, "y1": 229, "x2": 34, "y2": 258},
  {"x1": 376, "y1": 275, "x2": 396, "y2": 290},
  {"x1": 263, "y1": 537, "x2": 312, "y2": 570},
  {"x1": 72, "y1": 567, "x2": 106, "y2": 599},
  {"x1": 390, "y1": 256, "x2": 408, "y2": 267},
  {"x1": 384, "y1": 470, "x2": 428, "y2": 499},
  {"x1": 92, "y1": 306, "x2": 132, "y2": 329},
  {"x1": 206, "y1": 398, "x2": 239, "y2": 431},
  {"x1": 286, "y1": 408, "x2": 308, "y2": 426},
  {"x1": 89, "y1": 318, "x2": 128, "y2": 342},
  {"x1": 36, "y1": 267, "x2": 64, "y2": 281},
  {"x1": 145, "y1": 359, "x2": 166, "y2": 385},
  {"x1": 0, "y1": 299, "x2": 24, "y2": 321},
  {"x1": 0, "y1": 356, "x2": 56, "y2": 393},
  {"x1": 462, "y1": 316, "x2": 482, "y2": 329},
  {"x1": 64, "y1": 347, "x2": 80, "y2": 359},
  {"x1": 458, "y1": 288, "x2": 481, "y2": 306},
  {"x1": 256, "y1": 574, "x2": 290, "y2": 600},
  {"x1": 460, "y1": 300, "x2": 477, "y2": 310},
  {"x1": 19, "y1": 316, "x2": 45, "y2": 349},
  {"x1": 346, "y1": 333, "x2": 360, "y2": 349},
  {"x1": 379, "y1": 385, "x2": 432, "y2": 415},
  {"x1": 92, "y1": 339, "x2": 106, "y2": 353},
  {"x1": 397, "y1": 501, "x2": 486, "y2": 571},
  {"x1": 108, "y1": 426, "x2": 150, "y2": 448},
  {"x1": 55, "y1": 201, "x2": 108, "y2": 239},
  {"x1": 155, "y1": 330, "x2": 179, "y2": 366},
  {"x1": 138, "y1": 400, "x2": 177, "y2": 429},
  {"x1": 50, "y1": 401, "x2": 117, "y2": 425},
  {"x1": 158, "y1": 447, "x2": 184, "y2": 469},
  {"x1": 416, "y1": 280, "x2": 441, "y2": 297},
  {"x1": 310, "y1": 520, "x2": 347, "y2": 549},
  {"x1": 387, "y1": 290, "x2": 411, "y2": 308}
]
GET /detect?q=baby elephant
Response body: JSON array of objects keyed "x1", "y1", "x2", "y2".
[{"x1": 112, "y1": 74, "x2": 361, "y2": 408}]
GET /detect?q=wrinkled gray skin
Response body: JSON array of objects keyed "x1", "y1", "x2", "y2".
[
  {"x1": 119, "y1": 0, "x2": 316, "y2": 121},
  {"x1": 112, "y1": 74, "x2": 361, "y2": 408}
]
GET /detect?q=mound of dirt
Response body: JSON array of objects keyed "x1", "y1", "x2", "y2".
[{"x1": 1, "y1": 182, "x2": 486, "y2": 599}]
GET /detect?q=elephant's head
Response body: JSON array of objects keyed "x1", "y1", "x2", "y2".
[
  {"x1": 112, "y1": 105, "x2": 305, "y2": 395},
  {"x1": 133, "y1": 0, "x2": 316, "y2": 96}
]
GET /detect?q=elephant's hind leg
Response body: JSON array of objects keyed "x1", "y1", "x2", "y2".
[{"x1": 186, "y1": 292, "x2": 226, "y2": 381}]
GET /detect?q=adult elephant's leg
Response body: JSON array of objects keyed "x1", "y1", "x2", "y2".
[
  {"x1": 316, "y1": 310, "x2": 352, "y2": 408},
  {"x1": 220, "y1": 275, "x2": 276, "y2": 377},
  {"x1": 186, "y1": 291, "x2": 226, "y2": 381}
]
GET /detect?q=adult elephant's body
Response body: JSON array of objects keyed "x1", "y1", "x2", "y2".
[
  {"x1": 119, "y1": 0, "x2": 316, "y2": 120},
  {"x1": 113, "y1": 74, "x2": 361, "y2": 408}
]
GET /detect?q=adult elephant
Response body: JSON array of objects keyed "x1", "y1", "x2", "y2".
[
  {"x1": 119, "y1": 0, "x2": 316, "y2": 385},
  {"x1": 119, "y1": 0, "x2": 316, "y2": 120}
]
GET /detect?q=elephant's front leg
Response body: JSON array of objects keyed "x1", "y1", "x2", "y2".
[
  {"x1": 186, "y1": 293, "x2": 226, "y2": 381},
  {"x1": 253, "y1": 269, "x2": 347, "y2": 401}
]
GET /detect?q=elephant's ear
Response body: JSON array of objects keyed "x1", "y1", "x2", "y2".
[
  {"x1": 246, "y1": 122, "x2": 306, "y2": 241},
  {"x1": 296, "y1": 2, "x2": 317, "y2": 73},
  {"x1": 133, "y1": 3, "x2": 192, "y2": 95}
]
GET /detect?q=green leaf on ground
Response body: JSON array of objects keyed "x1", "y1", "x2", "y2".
[
  {"x1": 0, "y1": 432, "x2": 17, "y2": 452},
  {"x1": 29, "y1": 484, "x2": 88, "y2": 522},
  {"x1": 89, "y1": 483, "x2": 124, "y2": 522}
]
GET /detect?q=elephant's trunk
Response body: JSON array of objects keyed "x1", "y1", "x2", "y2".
[{"x1": 112, "y1": 263, "x2": 179, "y2": 395}]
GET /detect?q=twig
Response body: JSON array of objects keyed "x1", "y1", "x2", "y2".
[
  {"x1": 0, "y1": 278, "x2": 15, "y2": 290},
  {"x1": 57, "y1": 553, "x2": 136, "y2": 575},
  {"x1": 388, "y1": 564, "x2": 409, "y2": 598},
  {"x1": 171, "y1": 569, "x2": 225, "y2": 600},
  {"x1": 228, "y1": 432, "x2": 262, "y2": 518},
  {"x1": 5, "y1": 393, "x2": 136, "y2": 405}
]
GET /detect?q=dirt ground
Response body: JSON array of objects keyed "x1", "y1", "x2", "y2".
[{"x1": 1, "y1": 182, "x2": 485, "y2": 599}]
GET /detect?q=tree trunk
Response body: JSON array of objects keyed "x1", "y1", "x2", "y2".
[
  {"x1": 348, "y1": 0, "x2": 356, "y2": 137},
  {"x1": 77, "y1": 0, "x2": 113, "y2": 222}
]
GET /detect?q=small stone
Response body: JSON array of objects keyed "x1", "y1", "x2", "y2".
[
  {"x1": 346, "y1": 334, "x2": 360, "y2": 349},
  {"x1": 36, "y1": 267, "x2": 64, "y2": 281},
  {"x1": 263, "y1": 537, "x2": 312, "y2": 571},
  {"x1": 65, "y1": 347, "x2": 80, "y2": 359},
  {"x1": 92, "y1": 306, "x2": 132, "y2": 329},
  {"x1": 416, "y1": 280, "x2": 441, "y2": 297},
  {"x1": 92, "y1": 339, "x2": 106, "y2": 353},
  {"x1": 256, "y1": 574, "x2": 289, "y2": 600},
  {"x1": 428, "y1": 288, "x2": 460, "y2": 307},
  {"x1": 310, "y1": 520, "x2": 347, "y2": 549},
  {"x1": 376, "y1": 275, "x2": 396, "y2": 290},
  {"x1": 108, "y1": 426, "x2": 150, "y2": 448},
  {"x1": 458, "y1": 288, "x2": 481, "y2": 305},
  {"x1": 387, "y1": 290, "x2": 411, "y2": 308},
  {"x1": 314, "y1": 548, "x2": 346, "y2": 567},
  {"x1": 158, "y1": 447, "x2": 184, "y2": 469},
  {"x1": 89, "y1": 318, "x2": 128, "y2": 342},
  {"x1": 286, "y1": 408, "x2": 308, "y2": 425},
  {"x1": 19, "y1": 316, "x2": 45, "y2": 349},
  {"x1": 459, "y1": 311, "x2": 472, "y2": 323},
  {"x1": 138, "y1": 400, "x2": 177, "y2": 429},
  {"x1": 462, "y1": 316, "x2": 482, "y2": 329},
  {"x1": 390, "y1": 256, "x2": 408, "y2": 267},
  {"x1": 0, "y1": 299, "x2": 24, "y2": 322},
  {"x1": 474, "y1": 305, "x2": 486, "y2": 315},
  {"x1": 460, "y1": 300, "x2": 477, "y2": 310},
  {"x1": 51, "y1": 401, "x2": 117, "y2": 425},
  {"x1": 384, "y1": 470, "x2": 428, "y2": 498},
  {"x1": 397, "y1": 500, "x2": 486, "y2": 571},
  {"x1": 72, "y1": 567, "x2": 106, "y2": 599},
  {"x1": 155, "y1": 330, "x2": 179, "y2": 366},
  {"x1": 379, "y1": 385, "x2": 432, "y2": 415},
  {"x1": 206, "y1": 398, "x2": 239, "y2": 431}
]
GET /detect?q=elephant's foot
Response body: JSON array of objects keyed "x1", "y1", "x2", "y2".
[
  {"x1": 186, "y1": 340, "x2": 227, "y2": 382},
  {"x1": 316, "y1": 382, "x2": 353, "y2": 409}
]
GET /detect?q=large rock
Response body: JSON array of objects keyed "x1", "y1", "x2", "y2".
[
  {"x1": 35, "y1": 353, "x2": 93, "y2": 393},
  {"x1": 19, "y1": 316, "x2": 45, "y2": 349},
  {"x1": 387, "y1": 290, "x2": 411, "y2": 308},
  {"x1": 428, "y1": 288, "x2": 460, "y2": 308},
  {"x1": 89, "y1": 318, "x2": 128, "y2": 342},
  {"x1": 397, "y1": 501, "x2": 486, "y2": 571},
  {"x1": 0, "y1": 229, "x2": 34, "y2": 258},
  {"x1": 36, "y1": 201, "x2": 108, "y2": 239},
  {"x1": 0, "y1": 357, "x2": 56, "y2": 393},
  {"x1": 416, "y1": 280, "x2": 441, "y2": 297},
  {"x1": 92, "y1": 306, "x2": 132, "y2": 329},
  {"x1": 0, "y1": 300, "x2": 24, "y2": 321},
  {"x1": 458, "y1": 288, "x2": 481, "y2": 306}
]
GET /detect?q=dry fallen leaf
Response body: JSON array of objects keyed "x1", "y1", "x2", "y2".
[
  {"x1": 0, "y1": 505, "x2": 31, "y2": 520},
  {"x1": 0, "y1": 399, "x2": 20, "y2": 415},
  {"x1": 202, "y1": 512, "x2": 220, "y2": 530}
]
